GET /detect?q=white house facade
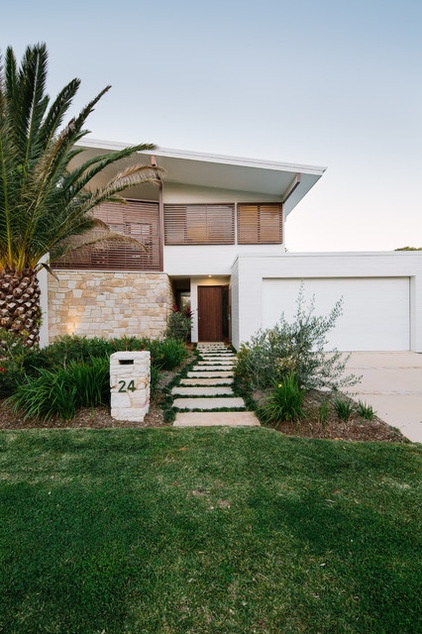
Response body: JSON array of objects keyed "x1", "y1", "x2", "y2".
[{"x1": 40, "y1": 140, "x2": 422, "y2": 352}]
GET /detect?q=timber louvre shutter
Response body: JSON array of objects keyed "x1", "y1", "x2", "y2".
[
  {"x1": 53, "y1": 200, "x2": 161, "y2": 271},
  {"x1": 237, "y1": 203, "x2": 283, "y2": 244},
  {"x1": 164, "y1": 204, "x2": 235, "y2": 245}
]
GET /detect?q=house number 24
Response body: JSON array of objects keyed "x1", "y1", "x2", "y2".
[{"x1": 118, "y1": 380, "x2": 136, "y2": 393}]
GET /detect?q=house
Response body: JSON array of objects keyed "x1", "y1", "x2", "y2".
[{"x1": 39, "y1": 140, "x2": 422, "y2": 352}]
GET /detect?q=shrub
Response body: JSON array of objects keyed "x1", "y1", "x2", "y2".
[
  {"x1": 7, "y1": 335, "x2": 183, "y2": 419},
  {"x1": 235, "y1": 287, "x2": 359, "y2": 393},
  {"x1": 165, "y1": 306, "x2": 192, "y2": 342},
  {"x1": 0, "y1": 329, "x2": 31, "y2": 397},
  {"x1": 333, "y1": 395, "x2": 354, "y2": 421},
  {"x1": 66, "y1": 358, "x2": 110, "y2": 407},
  {"x1": 318, "y1": 399, "x2": 330, "y2": 426},
  {"x1": 147, "y1": 338, "x2": 186, "y2": 371},
  {"x1": 356, "y1": 400, "x2": 376, "y2": 421},
  {"x1": 259, "y1": 374, "x2": 304, "y2": 426},
  {"x1": 8, "y1": 367, "x2": 78, "y2": 421}
]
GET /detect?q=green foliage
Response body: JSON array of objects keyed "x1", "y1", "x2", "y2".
[
  {"x1": 356, "y1": 400, "x2": 376, "y2": 421},
  {"x1": 146, "y1": 338, "x2": 187, "y2": 371},
  {"x1": 235, "y1": 287, "x2": 359, "y2": 393},
  {"x1": 259, "y1": 374, "x2": 304, "y2": 426},
  {"x1": 333, "y1": 395, "x2": 355, "y2": 421},
  {"x1": 8, "y1": 367, "x2": 78, "y2": 420},
  {"x1": 66, "y1": 357, "x2": 110, "y2": 407},
  {"x1": 0, "y1": 329, "x2": 31, "y2": 397},
  {"x1": 5, "y1": 335, "x2": 186, "y2": 420},
  {"x1": 24, "y1": 335, "x2": 186, "y2": 375},
  {"x1": 318, "y1": 398, "x2": 330, "y2": 426},
  {"x1": 165, "y1": 306, "x2": 192, "y2": 342}
]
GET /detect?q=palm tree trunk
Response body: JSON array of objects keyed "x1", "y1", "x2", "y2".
[{"x1": 0, "y1": 268, "x2": 41, "y2": 347}]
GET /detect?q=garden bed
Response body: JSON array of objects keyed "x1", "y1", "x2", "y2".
[{"x1": 0, "y1": 384, "x2": 408, "y2": 443}]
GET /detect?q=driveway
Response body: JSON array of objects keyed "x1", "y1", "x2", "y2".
[{"x1": 344, "y1": 352, "x2": 422, "y2": 443}]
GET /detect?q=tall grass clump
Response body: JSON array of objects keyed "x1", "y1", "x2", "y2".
[
  {"x1": 8, "y1": 367, "x2": 78, "y2": 420},
  {"x1": 259, "y1": 374, "x2": 304, "y2": 426}
]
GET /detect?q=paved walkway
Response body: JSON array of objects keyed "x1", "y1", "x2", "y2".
[
  {"x1": 344, "y1": 352, "x2": 422, "y2": 443},
  {"x1": 173, "y1": 343, "x2": 260, "y2": 428}
]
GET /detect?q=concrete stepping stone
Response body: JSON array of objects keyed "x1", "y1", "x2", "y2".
[
  {"x1": 187, "y1": 371, "x2": 233, "y2": 378},
  {"x1": 180, "y1": 377, "x2": 233, "y2": 386},
  {"x1": 192, "y1": 365, "x2": 233, "y2": 372},
  {"x1": 173, "y1": 397, "x2": 245, "y2": 410},
  {"x1": 197, "y1": 361, "x2": 234, "y2": 366},
  {"x1": 200, "y1": 358, "x2": 234, "y2": 362},
  {"x1": 200, "y1": 352, "x2": 235, "y2": 356},
  {"x1": 171, "y1": 386, "x2": 233, "y2": 396},
  {"x1": 174, "y1": 411, "x2": 260, "y2": 427}
]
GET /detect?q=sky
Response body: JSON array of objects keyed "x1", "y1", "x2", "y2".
[{"x1": 1, "y1": 0, "x2": 421, "y2": 251}]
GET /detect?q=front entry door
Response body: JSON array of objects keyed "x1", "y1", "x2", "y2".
[{"x1": 198, "y1": 286, "x2": 228, "y2": 342}]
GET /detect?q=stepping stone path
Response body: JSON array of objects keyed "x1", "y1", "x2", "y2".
[{"x1": 173, "y1": 343, "x2": 260, "y2": 427}]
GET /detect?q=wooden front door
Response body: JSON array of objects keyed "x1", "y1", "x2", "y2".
[{"x1": 198, "y1": 286, "x2": 228, "y2": 342}]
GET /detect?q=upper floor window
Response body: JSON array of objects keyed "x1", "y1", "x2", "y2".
[
  {"x1": 53, "y1": 200, "x2": 161, "y2": 271},
  {"x1": 164, "y1": 204, "x2": 235, "y2": 245},
  {"x1": 237, "y1": 203, "x2": 283, "y2": 244}
]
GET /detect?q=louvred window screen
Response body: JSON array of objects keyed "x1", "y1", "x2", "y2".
[
  {"x1": 164, "y1": 204, "x2": 235, "y2": 245},
  {"x1": 53, "y1": 200, "x2": 161, "y2": 271},
  {"x1": 237, "y1": 203, "x2": 283, "y2": 244}
]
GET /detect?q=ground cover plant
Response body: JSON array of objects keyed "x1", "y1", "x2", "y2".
[{"x1": 0, "y1": 427, "x2": 420, "y2": 633}]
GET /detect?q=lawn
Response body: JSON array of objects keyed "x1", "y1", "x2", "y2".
[{"x1": 0, "y1": 427, "x2": 421, "y2": 634}]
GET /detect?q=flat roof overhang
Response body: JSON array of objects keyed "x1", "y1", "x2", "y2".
[{"x1": 75, "y1": 139, "x2": 326, "y2": 215}]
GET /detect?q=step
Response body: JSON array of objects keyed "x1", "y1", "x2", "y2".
[
  {"x1": 187, "y1": 371, "x2": 233, "y2": 379},
  {"x1": 173, "y1": 396, "x2": 245, "y2": 410},
  {"x1": 180, "y1": 377, "x2": 234, "y2": 386},
  {"x1": 199, "y1": 352, "x2": 234, "y2": 357},
  {"x1": 174, "y1": 411, "x2": 260, "y2": 427},
  {"x1": 171, "y1": 386, "x2": 233, "y2": 396},
  {"x1": 192, "y1": 365, "x2": 233, "y2": 372},
  {"x1": 197, "y1": 360, "x2": 234, "y2": 366}
]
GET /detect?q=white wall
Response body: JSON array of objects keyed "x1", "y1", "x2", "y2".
[
  {"x1": 232, "y1": 252, "x2": 422, "y2": 352},
  {"x1": 164, "y1": 245, "x2": 284, "y2": 276}
]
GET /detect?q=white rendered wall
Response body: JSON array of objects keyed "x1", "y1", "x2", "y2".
[
  {"x1": 37, "y1": 265, "x2": 49, "y2": 349},
  {"x1": 233, "y1": 252, "x2": 422, "y2": 352}
]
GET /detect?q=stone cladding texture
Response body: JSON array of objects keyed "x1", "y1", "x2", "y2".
[{"x1": 48, "y1": 271, "x2": 173, "y2": 341}]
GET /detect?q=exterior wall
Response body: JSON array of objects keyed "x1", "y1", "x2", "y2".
[
  {"x1": 47, "y1": 271, "x2": 173, "y2": 342},
  {"x1": 164, "y1": 245, "x2": 284, "y2": 276},
  {"x1": 232, "y1": 252, "x2": 422, "y2": 352},
  {"x1": 163, "y1": 182, "x2": 279, "y2": 204},
  {"x1": 163, "y1": 183, "x2": 285, "y2": 275},
  {"x1": 230, "y1": 260, "x2": 240, "y2": 349}
]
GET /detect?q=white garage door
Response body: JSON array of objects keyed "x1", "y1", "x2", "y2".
[{"x1": 262, "y1": 278, "x2": 410, "y2": 351}]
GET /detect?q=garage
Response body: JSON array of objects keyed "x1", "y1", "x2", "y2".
[{"x1": 262, "y1": 277, "x2": 410, "y2": 351}]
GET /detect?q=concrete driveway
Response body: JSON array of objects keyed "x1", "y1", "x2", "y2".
[{"x1": 344, "y1": 352, "x2": 422, "y2": 443}]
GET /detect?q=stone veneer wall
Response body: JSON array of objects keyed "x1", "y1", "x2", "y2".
[{"x1": 48, "y1": 271, "x2": 173, "y2": 342}]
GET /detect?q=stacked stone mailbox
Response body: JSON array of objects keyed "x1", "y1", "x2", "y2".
[{"x1": 110, "y1": 351, "x2": 150, "y2": 422}]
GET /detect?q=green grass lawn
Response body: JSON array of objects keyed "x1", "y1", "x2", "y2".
[{"x1": 0, "y1": 428, "x2": 421, "y2": 634}]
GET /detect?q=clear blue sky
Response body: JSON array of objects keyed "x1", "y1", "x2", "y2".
[{"x1": 2, "y1": 0, "x2": 421, "y2": 250}]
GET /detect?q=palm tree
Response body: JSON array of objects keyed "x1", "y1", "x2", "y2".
[{"x1": 0, "y1": 43, "x2": 161, "y2": 347}]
